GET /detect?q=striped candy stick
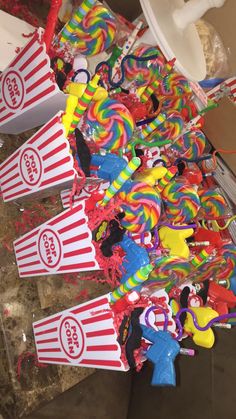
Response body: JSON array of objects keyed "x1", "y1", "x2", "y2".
[
  {"x1": 110, "y1": 264, "x2": 153, "y2": 303},
  {"x1": 139, "y1": 113, "x2": 166, "y2": 140},
  {"x1": 141, "y1": 79, "x2": 162, "y2": 104},
  {"x1": 99, "y1": 157, "x2": 141, "y2": 207},
  {"x1": 191, "y1": 246, "x2": 215, "y2": 268},
  {"x1": 69, "y1": 73, "x2": 100, "y2": 134},
  {"x1": 59, "y1": 0, "x2": 96, "y2": 44},
  {"x1": 141, "y1": 59, "x2": 176, "y2": 103},
  {"x1": 155, "y1": 166, "x2": 178, "y2": 193}
]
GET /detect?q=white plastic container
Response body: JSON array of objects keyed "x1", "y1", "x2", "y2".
[
  {"x1": 0, "y1": 29, "x2": 66, "y2": 134},
  {"x1": 14, "y1": 201, "x2": 101, "y2": 277}
]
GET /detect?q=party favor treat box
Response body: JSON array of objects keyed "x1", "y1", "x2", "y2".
[
  {"x1": 0, "y1": 10, "x2": 35, "y2": 72},
  {"x1": 0, "y1": 113, "x2": 77, "y2": 202},
  {"x1": 0, "y1": 28, "x2": 66, "y2": 134},
  {"x1": 33, "y1": 293, "x2": 128, "y2": 371},
  {"x1": 13, "y1": 201, "x2": 101, "y2": 277}
]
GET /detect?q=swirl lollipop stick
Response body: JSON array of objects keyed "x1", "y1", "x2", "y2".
[
  {"x1": 119, "y1": 181, "x2": 161, "y2": 233},
  {"x1": 139, "y1": 113, "x2": 166, "y2": 140},
  {"x1": 85, "y1": 98, "x2": 134, "y2": 151},
  {"x1": 124, "y1": 45, "x2": 165, "y2": 87},
  {"x1": 110, "y1": 264, "x2": 153, "y2": 303},
  {"x1": 156, "y1": 167, "x2": 177, "y2": 193},
  {"x1": 191, "y1": 246, "x2": 215, "y2": 269},
  {"x1": 69, "y1": 74, "x2": 100, "y2": 134},
  {"x1": 99, "y1": 157, "x2": 141, "y2": 207},
  {"x1": 71, "y1": 4, "x2": 116, "y2": 55},
  {"x1": 59, "y1": 0, "x2": 96, "y2": 45},
  {"x1": 198, "y1": 189, "x2": 227, "y2": 219}
]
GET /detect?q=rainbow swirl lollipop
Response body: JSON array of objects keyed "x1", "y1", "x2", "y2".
[
  {"x1": 124, "y1": 45, "x2": 166, "y2": 87},
  {"x1": 118, "y1": 181, "x2": 161, "y2": 233},
  {"x1": 71, "y1": 5, "x2": 116, "y2": 56},
  {"x1": 85, "y1": 98, "x2": 134, "y2": 151},
  {"x1": 171, "y1": 129, "x2": 206, "y2": 159},
  {"x1": 189, "y1": 256, "x2": 226, "y2": 283},
  {"x1": 162, "y1": 181, "x2": 201, "y2": 223},
  {"x1": 216, "y1": 244, "x2": 236, "y2": 281},
  {"x1": 198, "y1": 189, "x2": 227, "y2": 218},
  {"x1": 145, "y1": 255, "x2": 191, "y2": 289},
  {"x1": 158, "y1": 72, "x2": 192, "y2": 97},
  {"x1": 150, "y1": 109, "x2": 184, "y2": 143},
  {"x1": 162, "y1": 96, "x2": 187, "y2": 113}
]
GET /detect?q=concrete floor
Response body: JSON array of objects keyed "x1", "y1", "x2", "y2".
[{"x1": 24, "y1": 328, "x2": 236, "y2": 419}]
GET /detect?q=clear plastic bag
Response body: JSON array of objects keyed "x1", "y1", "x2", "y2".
[{"x1": 195, "y1": 19, "x2": 230, "y2": 79}]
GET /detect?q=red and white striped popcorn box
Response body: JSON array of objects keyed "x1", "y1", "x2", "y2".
[
  {"x1": 207, "y1": 77, "x2": 236, "y2": 104},
  {"x1": 14, "y1": 201, "x2": 102, "y2": 277},
  {"x1": 0, "y1": 113, "x2": 77, "y2": 202},
  {"x1": 60, "y1": 181, "x2": 109, "y2": 209},
  {"x1": 0, "y1": 28, "x2": 66, "y2": 134},
  {"x1": 0, "y1": 11, "x2": 35, "y2": 72},
  {"x1": 33, "y1": 293, "x2": 128, "y2": 371}
]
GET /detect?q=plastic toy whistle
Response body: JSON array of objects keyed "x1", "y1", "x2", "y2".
[
  {"x1": 207, "y1": 281, "x2": 236, "y2": 318},
  {"x1": 184, "y1": 307, "x2": 218, "y2": 348},
  {"x1": 159, "y1": 225, "x2": 194, "y2": 259},
  {"x1": 134, "y1": 167, "x2": 167, "y2": 186}
]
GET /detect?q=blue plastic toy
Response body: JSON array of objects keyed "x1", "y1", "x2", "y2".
[
  {"x1": 141, "y1": 325, "x2": 180, "y2": 386},
  {"x1": 115, "y1": 236, "x2": 150, "y2": 290},
  {"x1": 91, "y1": 154, "x2": 133, "y2": 192}
]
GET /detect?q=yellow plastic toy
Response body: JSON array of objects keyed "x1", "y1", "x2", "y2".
[
  {"x1": 134, "y1": 167, "x2": 167, "y2": 186},
  {"x1": 159, "y1": 225, "x2": 194, "y2": 259},
  {"x1": 65, "y1": 82, "x2": 108, "y2": 101},
  {"x1": 184, "y1": 307, "x2": 218, "y2": 349},
  {"x1": 62, "y1": 95, "x2": 78, "y2": 137}
]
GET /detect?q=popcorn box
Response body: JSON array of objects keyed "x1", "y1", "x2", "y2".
[
  {"x1": 0, "y1": 29, "x2": 66, "y2": 134},
  {"x1": 0, "y1": 113, "x2": 77, "y2": 202},
  {"x1": 14, "y1": 201, "x2": 101, "y2": 277},
  {"x1": 207, "y1": 77, "x2": 236, "y2": 104},
  {"x1": 60, "y1": 181, "x2": 109, "y2": 209},
  {"x1": 33, "y1": 293, "x2": 128, "y2": 371},
  {"x1": 0, "y1": 10, "x2": 35, "y2": 72}
]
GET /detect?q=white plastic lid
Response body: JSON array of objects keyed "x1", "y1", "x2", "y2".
[{"x1": 139, "y1": 0, "x2": 225, "y2": 81}]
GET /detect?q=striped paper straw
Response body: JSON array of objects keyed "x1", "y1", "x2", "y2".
[
  {"x1": 155, "y1": 166, "x2": 178, "y2": 193},
  {"x1": 191, "y1": 246, "x2": 214, "y2": 268},
  {"x1": 139, "y1": 113, "x2": 166, "y2": 140},
  {"x1": 99, "y1": 157, "x2": 141, "y2": 207},
  {"x1": 69, "y1": 73, "x2": 100, "y2": 134},
  {"x1": 59, "y1": 0, "x2": 96, "y2": 44},
  {"x1": 141, "y1": 79, "x2": 161, "y2": 104},
  {"x1": 110, "y1": 264, "x2": 153, "y2": 303}
]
